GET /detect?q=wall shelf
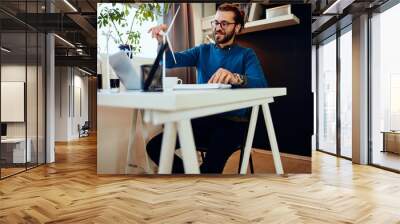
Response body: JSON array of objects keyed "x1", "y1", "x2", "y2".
[
  {"x1": 240, "y1": 14, "x2": 300, "y2": 35},
  {"x1": 200, "y1": 14, "x2": 300, "y2": 42}
]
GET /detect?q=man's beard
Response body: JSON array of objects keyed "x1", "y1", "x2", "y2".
[{"x1": 213, "y1": 29, "x2": 235, "y2": 45}]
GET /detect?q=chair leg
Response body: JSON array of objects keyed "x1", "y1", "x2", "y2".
[
  {"x1": 238, "y1": 148, "x2": 244, "y2": 173},
  {"x1": 249, "y1": 153, "x2": 254, "y2": 174}
]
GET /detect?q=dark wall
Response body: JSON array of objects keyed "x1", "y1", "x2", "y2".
[{"x1": 237, "y1": 4, "x2": 313, "y2": 157}]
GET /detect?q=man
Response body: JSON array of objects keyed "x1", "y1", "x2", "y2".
[{"x1": 146, "y1": 3, "x2": 267, "y2": 173}]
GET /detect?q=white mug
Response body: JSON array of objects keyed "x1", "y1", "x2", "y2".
[{"x1": 164, "y1": 77, "x2": 183, "y2": 91}]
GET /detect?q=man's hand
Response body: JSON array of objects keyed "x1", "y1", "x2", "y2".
[
  {"x1": 208, "y1": 68, "x2": 241, "y2": 85},
  {"x1": 147, "y1": 24, "x2": 168, "y2": 43}
]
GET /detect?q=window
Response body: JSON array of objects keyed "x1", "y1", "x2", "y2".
[
  {"x1": 317, "y1": 36, "x2": 337, "y2": 154},
  {"x1": 339, "y1": 28, "x2": 352, "y2": 158},
  {"x1": 370, "y1": 2, "x2": 400, "y2": 171},
  {"x1": 0, "y1": 1, "x2": 47, "y2": 179},
  {"x1": 97, "y1": 3, "x2": 159, "y2": 58}
]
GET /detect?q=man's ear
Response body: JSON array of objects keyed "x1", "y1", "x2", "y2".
[{"x1": 235, "y1": 24, "x2": 241, "y2": 34}]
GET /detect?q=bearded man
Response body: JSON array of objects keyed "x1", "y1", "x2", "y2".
[{"x1": 146, "y1": 3, "x2": 267, "y2": 173}]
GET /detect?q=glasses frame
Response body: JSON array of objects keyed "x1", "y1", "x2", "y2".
[{"x1": 211, "y1": 20, "x2": 237, "y2": 29}]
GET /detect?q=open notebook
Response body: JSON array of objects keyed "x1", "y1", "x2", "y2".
[{"x1": 173, "y1": 84, "x2": 232, "y2": 90}]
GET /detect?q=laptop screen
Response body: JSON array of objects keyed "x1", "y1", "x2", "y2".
[
  {"x1": 143, "y1": 42, "x2": 169, "y2": 91},
  {"x1": 1, "y1": 123, "x2": 7, "y2": 137}
]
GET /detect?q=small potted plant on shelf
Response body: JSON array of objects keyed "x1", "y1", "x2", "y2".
[{"x1": 97, "y1": 3, "x2": 170, "y2": 58}]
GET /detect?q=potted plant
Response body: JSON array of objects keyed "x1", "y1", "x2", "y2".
[{"x1": 97, "y1": 3, "x2": 170, "y2": 58}]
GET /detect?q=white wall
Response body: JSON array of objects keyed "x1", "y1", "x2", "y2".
[
  {"x1": 71, "y1": 74, "x2": 89, "y2": 138},
  {"x1": 54, "y1": 66, "x2": 89, "y2": 141},
  {"x1": 1, "y1": 65, "x2": 39, "y2": 138},
  {"x1": 1, "y1": 63, "x2": 46, "y2": 164},
  {"x1": 1, "y1": 65, "x2": 25, "y2": 130},
  {"x1": 55, "y1": 66, "x2": 69, "y2": 141}
]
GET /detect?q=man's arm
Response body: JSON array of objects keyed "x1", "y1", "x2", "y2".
[
  {"x1": 242, "y1": 49, "x2": 268, "y2": 88},
  {"x1": 149, "y1": 24, "x2": 200, "y2": 69},
  {"x1": 207, "y1": 49, "x2": 268, "y2": 87},
  {"x1": 164, "y1": 46, "x2": 200, "y2": 68}
]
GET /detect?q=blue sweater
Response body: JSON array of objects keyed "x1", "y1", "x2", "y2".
[{"x1": 165, "y1": 43, "x2": 267, "y2": 118}]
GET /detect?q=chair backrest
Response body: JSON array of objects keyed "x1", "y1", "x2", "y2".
[{"x1": 82, "y1": 121, "x2": 90, "y2": 129}]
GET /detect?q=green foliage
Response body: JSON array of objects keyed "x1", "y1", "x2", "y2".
[{"x1": 98, "y1": 3, "x2": 170, "y2": 55}]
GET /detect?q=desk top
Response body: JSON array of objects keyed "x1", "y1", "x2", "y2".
[
  {"x1": 1, "y1": 138, "x2": 27, "y2": 143},
  {"x1": 98, "y1": 88, "x2": 286, "y2": 111},
  {"x1": 381, "y1": 131, "x2": 400, "y2": 134}
]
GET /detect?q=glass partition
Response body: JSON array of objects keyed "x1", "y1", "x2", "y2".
[
  {"x1": 1, "y1": 31, "x2": 28, "y2": 178},
  {"x1": 370, "y1": 3, "x2": 400, "y2": 171},
  {"x1": 0, "y1": 0, "x2": 46, "y2": 179}
]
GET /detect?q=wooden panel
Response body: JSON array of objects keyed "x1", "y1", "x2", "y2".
[{"x1": 1, "y1": 135, "x2": 400, "y2": 223}]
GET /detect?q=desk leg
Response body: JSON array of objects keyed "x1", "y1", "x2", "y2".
[
  {"x1": 158, "y1": 122, "x2": 177, "y2": 174},
  {"x1": 125, "y1": 109, "x2": 138, "y2": 174},
  {"x1": 177, "y1": 119, "x2": 200, "y2": 174},
  {"x1": 138, "y1": 110, "x2": 154, "y2": 174},
  {"x1": 240, "y1": 105, "x2": 259, "y2": 174},
  {"x1": 262, "y1": 103, "x2": 284, "y2": 175}
]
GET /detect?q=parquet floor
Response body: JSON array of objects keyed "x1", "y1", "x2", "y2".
[{"x1": 1, "y1": 134, "x2": 400, "y2": 223}]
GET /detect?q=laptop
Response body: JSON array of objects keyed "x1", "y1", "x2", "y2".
[
  {"x1": 109, "y1": 51, "x2": 141, "y2": 90},
  {"x1": 142, "y1": 42, "x2": 169, "y2": 91},
  {"x1": 109, "y1": 42, "x2": 168, "y2": 92}
]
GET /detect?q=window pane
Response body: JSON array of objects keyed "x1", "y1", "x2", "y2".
[
  {"x1": 371, "y1": 3, "x2": 400, "y2": 171},
  {"x1": 97, "y1": 3, "x2": 159, "y2": 58},
  {"x1": 318, "y1": 37, "x2": 337, "y2": 154},
  {"x1": 340, "y1": 29, "x2": 352, "y2": 158}
]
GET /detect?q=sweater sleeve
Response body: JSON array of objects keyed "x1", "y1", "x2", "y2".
[
  {"x1": 242, "y1": 49, "x2": 268, "y2": 88},
  {"x1": 164, "y1": 45, "x2": 201, "y2": 68}
]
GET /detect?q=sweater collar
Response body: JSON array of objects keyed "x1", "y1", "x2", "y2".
[{"x1": 214, "y1": 43, "x2": 237, "y2": 51}]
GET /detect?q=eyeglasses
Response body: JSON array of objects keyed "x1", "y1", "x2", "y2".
[{"x1": 211, "y1": 20, "x2": 236, "y2": 29}]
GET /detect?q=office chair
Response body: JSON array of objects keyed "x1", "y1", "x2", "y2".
[
  {"x1": 78, "y1": 121, "x2": 90, "y2": 138},
  {"x1": 197, "y1": 115, "x2": 255, "y2": 174}
]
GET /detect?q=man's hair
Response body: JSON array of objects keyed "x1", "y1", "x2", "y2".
[{"x1": 217, "y1": 3, "x2": 245, "y2": 32}]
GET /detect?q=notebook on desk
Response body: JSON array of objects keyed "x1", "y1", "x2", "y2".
[{"x1": 173, "y1": 84, "x2": 232, "y2": 90}]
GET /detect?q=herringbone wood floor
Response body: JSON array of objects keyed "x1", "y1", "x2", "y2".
[{"x1": 1, "y1": 134, "x2": 400, "y2": 223}]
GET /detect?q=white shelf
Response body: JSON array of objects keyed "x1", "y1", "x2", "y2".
[{"x1": 240, "y1": 14, "x2": 300, "y2": 35}]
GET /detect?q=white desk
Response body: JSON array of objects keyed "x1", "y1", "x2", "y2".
[
  {"x1": 1, "y1": 138, "x2": 31, "y2": 163},
  {"x1": 98, "y1": 88, "x2": 286, "y2": 174}
]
